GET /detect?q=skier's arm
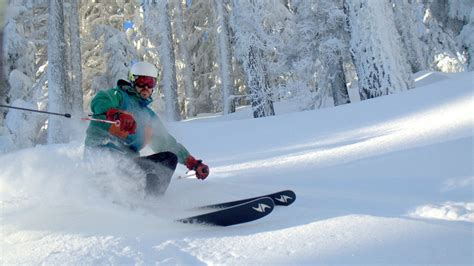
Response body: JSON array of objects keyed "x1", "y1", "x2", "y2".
[
  {"x1": 90, "y1": 89, "x2": 123, "y2": 117},
  {"x1": 89, "y1": 88, "x2": 134, "y2": 135},
  {"x1": 149, "y1": 115, "x2": 190, "y2": 164},
  {"x1": 149, "y1": 114, "x2": 209, "y2": 179}
]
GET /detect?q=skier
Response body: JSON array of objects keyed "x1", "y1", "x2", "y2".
[{"x1": 84, "y1": 61, "x2": 209, "y2": 195}]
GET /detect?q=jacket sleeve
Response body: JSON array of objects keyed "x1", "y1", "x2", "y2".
[
  {"x1": 91, "y1": 88, "x2": 123, "y2": 115},
  {"x1": 149, "y1": 114, "x2": 190, "y2": 164},
  {"x1": 90, "y1": 88, "x2": 123, "y2": 131}
]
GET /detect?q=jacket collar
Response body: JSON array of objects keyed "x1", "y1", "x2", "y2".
[{"x1": 117, "y1": 79, "x2": 153, "y2": 107}]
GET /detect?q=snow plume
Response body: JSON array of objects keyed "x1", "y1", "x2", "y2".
[{"x1": 0, "y1": 143, "x2": 148, "y2": 214}]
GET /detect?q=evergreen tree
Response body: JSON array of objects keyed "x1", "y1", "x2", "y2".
[
  {"x1": 2, "y1": 4, "x2": 36, "y2": 105},
  {"x1": 1, "y1": 1, "x2": 48, "y2": 150},
  {"x1": 315, "y1": 0, "x2": 350, "y2": 106},
  {"x1": 144, "y1": 0, "x2": 180, "y2": 121},
  {"x1": 214, "y1": 0, "x2": 236, "y2": 115},
  {"x1": 185, "y1": 0, "x2": 218, "y2": 115},
  {"x1": 231, "y1": 0, "x2": 275, "y2": 118},
  {"x1": 459, "y1": 9, "x2": 474, "y2": 71},
  {"x1": 291, "y1": 0, "x2": 350, "y2": 108},
  {"x1": 173, "y1": 0, "x2": 197, "y2": 118},
  {"x1": 420, "y1": 0, "x2": 467, "y2": 72},
  {"x1": 345, "y1": 0, "x2": 413, "y2": 100},
  {"x1": 67, "y1": 0, "x2": 83, "y2": 117},
  {"x1": 392, "y1": 0, "x2": 427, "y2": 73},
  {"x1": 80, "y1": 1, "x2": 139, "y2": 96},
  {"x1": 47, "y1": 0, "x2": 69, "y2": 144}
]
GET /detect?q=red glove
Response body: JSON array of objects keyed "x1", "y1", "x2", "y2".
[
  {"x1": 106, "y1": 108, "x2": 137, "y2": 134},
  {"x1": 185, "y1": 155, "x2": 209, "y2": 180}
]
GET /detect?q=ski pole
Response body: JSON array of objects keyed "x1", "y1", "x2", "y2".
[
  {"x1": 176, "y1": 171, "x2": 195, "y2": 180},
  {"x1": 0, "y1": 104, "x2": 119, "y2": 126},
  {"x1": 80, "y1": 117, "x2": 120, "y2": 126},
  {"x1": 0, "y1": 104, "x2": 72, "y2": 118}
]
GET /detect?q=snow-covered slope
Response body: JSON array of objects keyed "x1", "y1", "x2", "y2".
[{"x1": 1, "y1": 71, "x2": 473, "y2": 264}]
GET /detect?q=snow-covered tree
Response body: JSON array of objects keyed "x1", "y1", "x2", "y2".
[
  {"x1": 289, "y1": 0, "x2": 350, "y2": 109},
  {"x1": 95, "y1": 25, "x2": 137, "y2": 88},
  {"x1": 2, "y1": 1, "x2": 45, "y2": 149},
  {"x1": 392, "y1": 0, "x2": 427, "y2": 73},
  {"x1": 80, "y1": 3, "x2": 109, "y2": 97},
  {"x1": 173, "y1": 0, "x2": 196, "y2": 118},
  {"x1": 459, "y1": 9, "x2": 474, "y2": 71},
  {"x1": 47, "y1": 0, "x2": 69, "y2": 144},
  {"x1": 4, "y1": 99, "x2": 43, "y2": 150},
  {"x1": 68, "y1": 0, "x2": 83, "y2": 116},
  {"x1": 321, "y1": 38, "x2": 350, "y2": 106},
  {"x1": 185, "y1": 0, "x2": 218, "y2": 115},
  {"x1": 144, "y1": 0, "x2": 180, "y2": 121},
  {"x1": 2, "y1": 0, "x2": 472, "y2": 152},
  {"x1": 313, "y1": 0, "x2": 350, "y2": 106},
  {"x1": 214, "y1": 0, "x2": 235, "y2": 115},
  {"x1": 345, "y1": 0, "x2": 413, "y2": 100},
  {"x1": 420, "y1": 0, "x2": 468, "y2": 73},
  {"x1": 427, "y1": 0, "x2": 469, "y2": 35},
  {"x1": 80, "y1": 1, "x2": 139, "y2": 99},
  {"x1": 231, "y1": 0, "x2": 275, "y2": 118},
  {"x1": 254, "y1": 0, "x2": 294, "y2": 105},
  {"x1": 2, "y1": 4, "x2": 36, "y2": 104},
  {"x1": 286, "y1": 1, "x2": 321, "y2": 110}
]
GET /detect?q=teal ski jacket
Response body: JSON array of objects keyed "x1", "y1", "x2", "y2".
[{"x1": 84, "y1": 80, "x2": 190, "y2": 164}]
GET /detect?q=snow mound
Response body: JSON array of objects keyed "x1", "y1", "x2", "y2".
[
  {"x1": 413, "y1": 70, "x2": 451, "y2": 88},
  {"x1": 409, "y1": 202, "x2": 474, "y2": 222}
]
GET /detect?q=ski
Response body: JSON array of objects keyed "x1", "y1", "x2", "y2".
[
  {"x1": 195, "y1": 190, "x2": 296, "y2": 209},
  {"x1": 177, "y1": 197, "x2": 274, "y2": 226}
]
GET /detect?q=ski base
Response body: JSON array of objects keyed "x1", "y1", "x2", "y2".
[{"x1": 177, "y1": 197, "x2": 274, "y2": 226}]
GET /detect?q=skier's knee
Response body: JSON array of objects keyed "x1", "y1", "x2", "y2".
[{"x1": 161, "y1": 152, "x2": 178, "y2": 170}]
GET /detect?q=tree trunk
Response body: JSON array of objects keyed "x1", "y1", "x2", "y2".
[
  {"x1": 174, "y1": 1, "x2": 196, "y2": 118},
  {"x1": 214, "y1": 0, "x2": 236, "y2": 115},
  {"x1": 247, "y1": 46, "x2": 274, "y2": 118},
  {"x1": 63, "y1": 1, "x2": 72, "y2": 113},
  {"x1": 47, "y1": 0, "x2": 69, "y2": 143},
  {"x1": 69, "y1": 0, "x2": 83, "y2": 116},
  {"x1": 156, "y1": 1, "x2": 180, "y2": 121},
  {"x1": 345, "y1": 0, "x2": 412, "y2": 100},
  {"x1": 0, "y1": 28, "x2": 7, "y2": 125},
  {"x1": 326, "y1": 56, "x2": 350, "y2": 106},
  {"x1": 392, "y1": 0, "x2": 426, "y2": 73}
]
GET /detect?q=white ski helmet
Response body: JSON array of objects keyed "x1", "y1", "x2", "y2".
[{"x1": 129, "y1": 61, "x2": 158, "y2": 82}]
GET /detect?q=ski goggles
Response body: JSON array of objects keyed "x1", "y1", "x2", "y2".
[{"x1": 134, "y1": 76, "x2": 157, "y2": 89}]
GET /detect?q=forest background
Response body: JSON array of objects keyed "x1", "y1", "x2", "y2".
[{"x1": 0, "y1": 0, "x2": 472, "y2": 152}]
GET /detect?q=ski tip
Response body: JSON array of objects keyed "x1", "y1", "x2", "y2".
[
  {"x1": 248, "y1": 196, "x2": 275, "y2": 215},
  {"x1": 273, "y1": 190, "x2": 296, "y2": 206}
]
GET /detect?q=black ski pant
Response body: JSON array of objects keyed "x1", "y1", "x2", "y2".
[{"x1": 134, "y1": 152, "x2": 178, "y2": 196}]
